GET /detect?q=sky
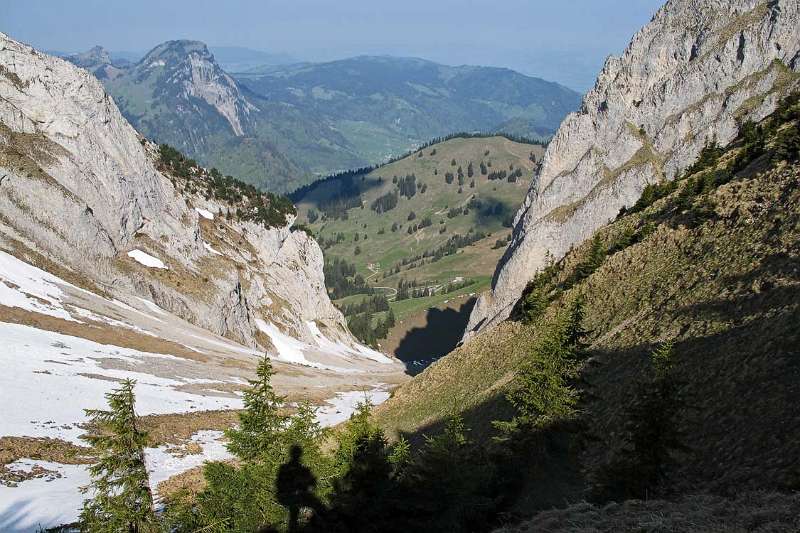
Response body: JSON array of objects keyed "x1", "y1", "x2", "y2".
[{"x1": 2, "y1": 0, "x2": 663, "y2": 92}]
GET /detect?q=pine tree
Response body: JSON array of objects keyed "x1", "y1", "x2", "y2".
[
  {"x1": 589, "y1": 341, "x2": 686, "y2": 501},
  {"x1": 564, "y1": 294, "x2": 590, "y2": 355},
  {"x1": 567, "y1": 234, "x2": 606, "y2": 287},
  {"x1": 399, "y1": 416, "x2": 494, "y2": 531},
  {"x1": 226, "y1": 355, "x2": 288, "y2": 462},
  {"x1": 80, "y1": 379, "x2": 157, "y2": 533}
]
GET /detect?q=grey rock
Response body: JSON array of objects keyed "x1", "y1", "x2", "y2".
[
  {"x1": 0, "y1": 32, "x2": 365, "y2": 355},
  {"x1": 464, "y1": 0, "x2": 800, "y2": 339}
]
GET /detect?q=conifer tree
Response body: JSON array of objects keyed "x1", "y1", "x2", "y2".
[
  {"x1": 589, "y1": 340, "x2": 686, "y2": 501},
  {"x1": 564, "y1": 294, "x2": 590, "y2": 355},
  {"x1": 400, "y1": 416, "x2": 494, "y2": 531},
  {"x1": 80, "y1": 379, "x2": 157, "y2": 533},
  {"x1": 226, "y1": 355, "x2": 288, "y2": 462},
  {"x1": 327, "y1": 402, "x2": 394, "y2": 530}
]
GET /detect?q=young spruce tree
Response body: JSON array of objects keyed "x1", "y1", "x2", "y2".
[
  {"x1": 226, "y1": 354, "x2": 288, "y2": 463},
  {"x1": 80, "y1": 379, "x2": 157, "y2": 533}
]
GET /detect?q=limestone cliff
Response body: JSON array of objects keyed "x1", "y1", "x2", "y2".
[
  {"x1": 465, "y1": 0, "x2": 800, "y2": 338},
  {"x1": 0, "y1": 32, "x2": 372, "y2": 357}
]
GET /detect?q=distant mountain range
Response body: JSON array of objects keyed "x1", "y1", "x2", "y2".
[{"x1": 63, "y1": 42, "x2": 580, "y2": 193}]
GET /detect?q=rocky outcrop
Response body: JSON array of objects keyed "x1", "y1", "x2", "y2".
[
  {"x1": 464, "y1": 0, "x2": 800, "y2": 339},
  {"x1": 65, "y1": 45, "x2": 129, "y2": 80},
  {"x1": 0, "y1": 32, "x2": 362, "y2": 354},
  {"x1": 131, "y1": 40, "x2": 257, "y2": 137}
]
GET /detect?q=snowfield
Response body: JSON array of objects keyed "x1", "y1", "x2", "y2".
[
  {"x1": 127, "y1": 249, "x2": 168, "y2": 269},
  {"x1": 194, "y1": 207, "x2": 215, "y2": 220},
  {"x1": 0, "y1": 322, "x2": 244, "y2": 444},
  {"x1": 0, "y1": 252, "x2": 401, "y2": 531},
  {"x1": 0, "y1": 250, "x2": 83, "y2": 321},
  {"x1": 0, "y1": 384, "x2": 391, "y2": 532},
  {"x1": 0, "y1": 460, "x2": 91, "y2": 532}
]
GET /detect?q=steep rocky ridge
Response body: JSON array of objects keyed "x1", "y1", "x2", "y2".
[
  {"x1": 465, "y1": 0, "x2": 800, "y2": 338},
  {"x1": 102, "y1": 40, "x2": 361, "y2": 192},
  {"x1": 376, "y1": 93, "x2": 800, "y2": 510},
  {"x1": 127, "y1": 40, "x2": 258, "y2": 137},
  {"x1": 0, "y1": 31, "x2": 392, "y2": 365},
  {"x1": 65, "y1": 45, "x2": 129, "y2": 80}
]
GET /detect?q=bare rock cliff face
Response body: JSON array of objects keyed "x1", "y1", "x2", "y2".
[
  {"x1": 465, "y1": 0, "x2": 800, "y2": 339},
  {"x1": 0, "y1": 32, "x2": 355, "y2": 351},
  {"x1": 132, "y1": 40, "x2": 258, "y2": 137}
]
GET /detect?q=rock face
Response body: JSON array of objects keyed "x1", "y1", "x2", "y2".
[
  {"x1": 100, "y1": 39, "x2": 311, "y2": 193},
  {"x1": 464, "y1": 0, "x2": 800, "y2": 339},
  {"x1": 65, "y1": 45, "x2": 129, "y2": 80},
  {"x1": 0, "y1": 32, "x2": 366, "y2": 354},
  {"x1": 129, "y1": 40, "x2": 257, "y2": 137}
]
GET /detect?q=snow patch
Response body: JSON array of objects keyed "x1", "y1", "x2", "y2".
[
  {"x1": 0, "y1": 322, "x2": 243, "y2": 445},
  {"x1": 0, "y1": 459, "x2": 91, "y2": 532},
  {"x1": 194, "y1": 207, "x2": 214, "y2": 220},
  {"x1": 127, "y1": 249, "x2": 167, "y2": 269},
  {"x1": 204, "y1": 242, "x2": 223, "y2": 256},
  {"x1": 306, "y1": 321, "x2": 393, "y2": 364},
  {"x1": 145, "y1": 430, "x2": 232, "y2": 497},
  {"x1": 0, "y1": 250, "x2": 79, "y2": 322},
  {"x1": 316, "y1": 387, "x2": 391, "y2": 427},
  {"x1": 255, "y1": 319, "x2": 310, "y2": 365}
]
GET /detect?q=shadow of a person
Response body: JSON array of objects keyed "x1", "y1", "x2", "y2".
[{"x1": 276, "y1": 445, "x2": 323, "y2": 532}]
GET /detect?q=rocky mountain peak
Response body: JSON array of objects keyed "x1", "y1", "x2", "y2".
[
  {"x1": 68, "y1": 45, "x2": 112, "y2": 67},
  {"x1": 131, "y1": 39, "x2": 257, "y2": 136},
  {"x1": 139, "y1": 39, "x2": 214, "y2": 66},
  {"x1": 64, "y1": 44, "x2": 128, "y2": 80},
  {"x1": 464, "y1": 0, "x2": 800, "y2": 339}
]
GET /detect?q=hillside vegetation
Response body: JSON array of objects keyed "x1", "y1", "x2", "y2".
[
  {"x1": 93, "y1": 44, "x2": 577, "y2": 192},
  {"x1": 374, "y1": 93, "x2": 800, "y2": 521},
  {"x1": 294, "y1": 135, "x2": 545, "y2": 360},
  {"x1": 238, "y1": 55, "x2": 578, "y2": 162}
]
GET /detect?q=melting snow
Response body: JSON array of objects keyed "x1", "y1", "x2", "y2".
[
  {"x1": 0, "y1": 250, "x2": 80, "y2": 321},
  {"x1": 145, "y1": 430, "x2": 231, "y2": 497},
  {"x1": 204, "y1": 242, "x2": 223, "y2": 256},
  {"x1": 0, "y1": 460, "x2": 91, "y2": 533},
  {"x1": 316, "y1": 387, "x2": 391, "y2": 427},
  {"x1": 127, "y1": 249, "x2": 167, "y2": 269},
  {"x1": 306, "y1": 321, "x2": 393, "y2": 364},
  {"x1": 0, "y1": 322, "x2": 243, "y2": 445},
  {"x1": 255, "y1": 319, "x2": 310, "y2": 365},
  {"x1": 194, "y1": 207, "x2": 214, "y2": 220}
]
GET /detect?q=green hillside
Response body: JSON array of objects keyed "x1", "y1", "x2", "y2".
[
  {"x1": 238, "y1": 56, "x2": 579, "y2": 165},
  {"x1": 374, "y1": 93, "x2": 800, "y2": 515},
  {"x1": 92, "y1": 43, "x2": 577, "y2": 193},
  {"x1": 294, "y1": 135, "x2": 545, "y2": 362}
]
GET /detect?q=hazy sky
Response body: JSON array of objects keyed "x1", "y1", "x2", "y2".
[{"x1": 2, "y1": 0, "x2": 663, "y2": 91}]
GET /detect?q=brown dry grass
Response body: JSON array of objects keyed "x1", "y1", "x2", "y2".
[
  {"x1": 139, "y1": 410, "x2": 242, "y2": 447},
  {"x1": 0, "y1": 436, "x2": 92, "y2": 486},
  {"x1": 496, "y1": 492, "x2": 800, "y2": 533}
]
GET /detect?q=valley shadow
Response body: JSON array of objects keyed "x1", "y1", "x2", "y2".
[{"x1": 395, "y1": 297, "x2": 476, "y2": 375}]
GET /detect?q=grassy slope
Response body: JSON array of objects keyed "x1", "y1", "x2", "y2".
[
  {"x1": 297, "y1": 136, "x2": 544, "y2": 351},
  {"x1": 374, "y1": 125, "x2": 800, "y2": 499},
  {"x1": 299, "y1": 136, "x2": 543, "y2": 278}
]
